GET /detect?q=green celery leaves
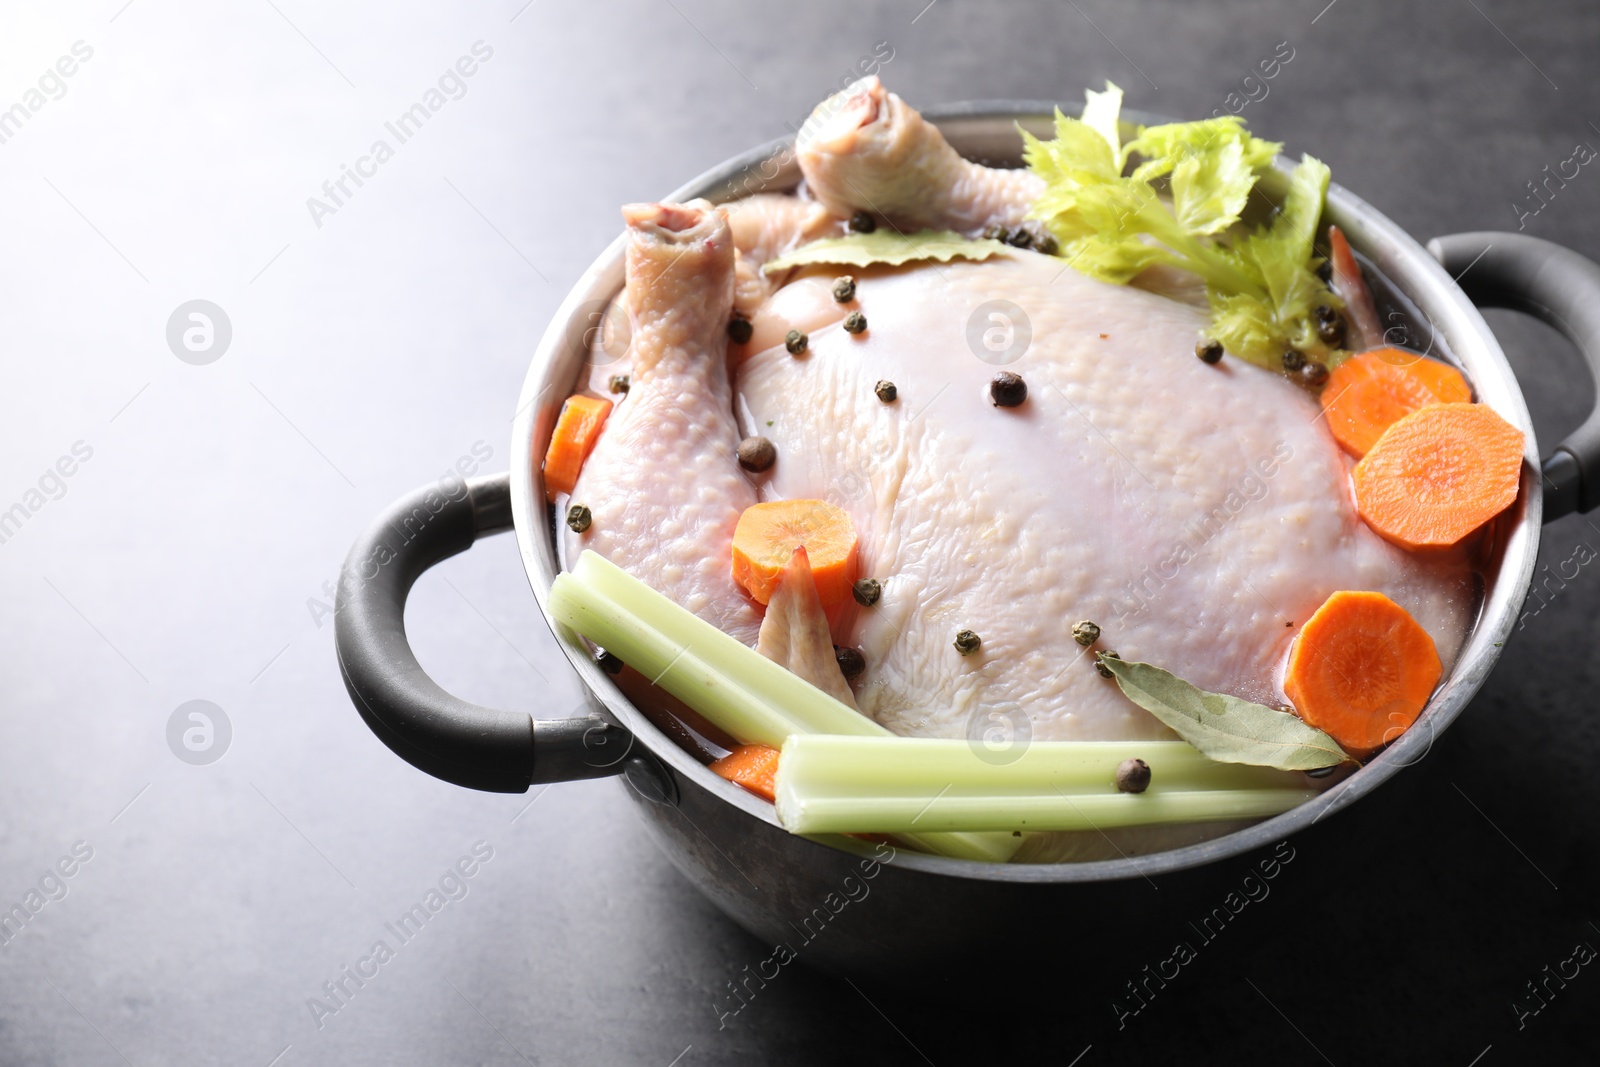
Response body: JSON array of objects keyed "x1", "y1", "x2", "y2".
[{"x1": 1023, "y1": 83, "x2": 1345, "y2": 370}]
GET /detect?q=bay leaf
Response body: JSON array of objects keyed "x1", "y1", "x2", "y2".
[
  {"x1": 762, "y1": 230, "x2": 1010, "y2": 275},
  {"x1": 1099, "y1": 656, "x2": 1349, "y2": 771}
]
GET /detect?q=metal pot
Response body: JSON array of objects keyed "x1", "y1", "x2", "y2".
[{"x1": 334, "y1": 103, "x2": 1600, "y2": 980}]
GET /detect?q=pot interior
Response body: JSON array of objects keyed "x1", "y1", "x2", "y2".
[{"x1": 508, "y1": 102, "x2": 1541, "y2": 883}]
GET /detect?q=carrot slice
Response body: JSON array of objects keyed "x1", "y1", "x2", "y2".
[
  {"x1": 542, "y1": 394, "x2": 613, "y2": 502},
  {"x1": 1284, "y1": 590, "x2": 1442, "y2": 754},
  {"x1": 1320, "y1": 348, "x2": 1471, "y2": 458},
  {"x1": 1353, "y1": 402, "x2": 1524, "y2": 550},
  {"x1": 732, "y1": 500, "x2": 859, "y2": 607},
  {"x1": 710, "y1": 744, "x2": 781, "y2": 802}
]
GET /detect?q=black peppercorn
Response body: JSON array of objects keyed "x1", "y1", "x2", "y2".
[
  {"x1": 874, "y1": 380, "x2": 897, "y2": 403},
  {"x1": 1115, "y1": 758, "x2": 1151, "y2": 794},
  {"x1": 596, "y1": 650, "x2": 624, "y2": 675},
  {"x1": 1005, "y1": 227, "x2": 1034, "y2": 249},
  {"x1": 849, "y1": 210, "x2": 876, "y2": 234},
  {"x1": 566, "y1": 504, "x2": 592, "y2": 533},
  {"x1": 832, "y1": 276, "x2": 857, "y2": 303},
  {"x1": 785, "y1": 329, "x2": 808, "y2": 355},
  {"x1": 1196, "y1": 339, "x2": 1224, "y2": 365},
  {"x1": 852, "y1": 578, "x2": 882, "y2": 606},
  {"x1": 1300, "y1": 361, "x2": 1330, "y2": 388},
  {"x1": 728, "y1": 317, "x2": 753, "y2": 345},
  {"x1": 990, "y1": 372, "x2": 1027, "y2": 407},
  {"x1": 834, "y1": 645, "x2": 866, "y2": 680},
  {"x1": 1306, "y1": 765, "x2": 1337, "y2": 779},
  {"x1": 1316, "y1": 310, "x2": 1346, "y2": 347},
  {"x1": 1034, "y1": 232, "x2": 1059, "y2": 255},
  {"x1": 1281, "y1": 348, "x2": 1306, "y2": 373},
  {"x1": 843, "y1": 311, "x2": 867, "y2": 335},
  {"x1": 737, "y1": 436, "x2": 777, "y2": 472},
  {"x1": 1095, "y1": 650, "x2": 1121, "y2": 678},
  {"x1": 608, "y1": 374, "x2": 630, "y2": 395},
  {"x1": 954, "y1": 629, "x2": 981, "y2": 656},
  {"x1": 1072, "y1": 620, "x2": 1101, "y2": 647}
]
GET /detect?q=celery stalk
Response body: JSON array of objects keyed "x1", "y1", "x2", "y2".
[
  {"x1": 547, "y1": 551, "x2": 1023, "y2": 863},
  {"x1": 891, "y1": 829, "x2": 1019, "y2": 864},
  {"x1": 552, "y1": 553, "x2": 880, "y2": 746},
  {"x1": 783, "y1": 788, "x2": 1316, "y2": 834},
  {"x1": 774, "y1": 734, "x2": 1317, "y2": 835},
  {"x1": 782, "y1": 737, "x2": 1301, "y2": 793},
  {"x1": 568, "y1": 552, "x2": 883, "y2": 740}
]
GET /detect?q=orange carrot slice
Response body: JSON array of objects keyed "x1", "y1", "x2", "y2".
[
  {"x1": 1284, "y1": 590, "x2": 1442, "y2": 754},
  {"x1": 1352, "y1": 402, "x2": 1524, "y2": 550},
  {"x1": 542, "y1": 394, "x2": 613, "y2": 502},
  {"x1": 710, "y1": 744, "x2": 781, "y2": 802},
  {"x1": 1321, "y1": 348, "x2": 1471, "y2": 458},
  {"x1": 732, "y1": 500, "x2": 858, "y2": 607}
]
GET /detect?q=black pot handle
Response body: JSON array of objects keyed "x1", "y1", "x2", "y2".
[
  {"x1": 334, "y1": 472, "x2": 626, "y2": 792},
  {"x1": 1428, "y1": 231, "x2": 1600, "y2": 521}
]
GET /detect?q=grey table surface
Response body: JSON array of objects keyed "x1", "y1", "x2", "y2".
[{"x1": 2, "y1": 0, "x2": 1598, "y2": 1063}]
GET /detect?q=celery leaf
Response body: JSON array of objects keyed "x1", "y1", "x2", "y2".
[{"x1": 1025, "y1": 84, "x2": 1344, "y2": 371}]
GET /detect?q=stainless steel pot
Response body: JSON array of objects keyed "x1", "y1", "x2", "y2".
[{"x1": 334, "y1": 103, "x2": 1600, "y2": 979}]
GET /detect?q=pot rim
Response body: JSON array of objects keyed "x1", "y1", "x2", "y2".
[{"x1": 509, "y1": 99, "x2": 1541, "y2": 883}]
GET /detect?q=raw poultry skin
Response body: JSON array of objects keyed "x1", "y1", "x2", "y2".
[
  {"x1": 755, "y1": 547, "x2": 860, "y2": 709},
  {"x1": 736, "y1": 252, "x2": 1474, "y2": 742},
  {"x1": 564, "y1": 201, "x2": 763, "y2": 646},
  {"x1": 796, "y1": 76, "x2": 1042, "y2": 235}
]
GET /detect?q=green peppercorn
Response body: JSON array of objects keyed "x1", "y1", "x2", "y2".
[
  {"x1": 954, "y1": 629, "x2": 981, "y2": 656},
  {"x1": 874, "y1": 380, "x2": 897, "y2": 403},
  {"x1": 566, "y1": 504, "x2": 592, "y2": 533},
  {"x1": 737, "y1": 436, "x2": 776, "y2": 472},
  {"x1": 832, "y1": 275, "x2": 857, "y2": 303},
  {"x1": 1300, "y1": 361, "x2": 1330, "y2": 388},
  {"x1": 1281, "y1": 348, "x2": 1306, "y2": 373},
  {"x1": 608, "y1": 374, "x2": 630, "y2": 395},
  {"x1": 1072, "y1": 620, "x2": 1101, "y2": 647},
  {"x1": 596, "y1": 650, "x2": 624, "y2": 675},
  {"x1": 785, "y1": 329, "x2": 808, "y2": 355},
  {"x1": 849, "y1": 210, "x2": 876, "y2": 234},
  {"x1": 843, "y1": 311, "x2": 867, "y2": 335},
  {"x1": 728, "y1": 317, "x2": 753, "y2": 345},
  {"x1": 1115, "y1": 757, "x2": 1151, "y2": 793},
  {"x1": 852, "y1": 578, "x2": 882, "y2": 606},
  {"x1": 834, "y1": 645, "x2": 866, "y2": 680},
  {"x1": 1094, "y1": 650, "x2": 1121, "y2": 678},
  {"x1": 990, "y1": 372, "x2": 1027, "y2": 407},
  {"x1": 1196, "y1": 339, "x2": 1224, "y2": 365}
]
